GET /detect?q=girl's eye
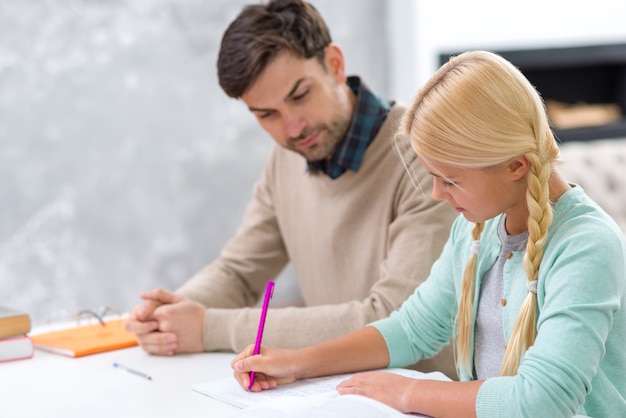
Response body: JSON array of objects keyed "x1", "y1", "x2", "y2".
[{"x1": 436, "y1": 177, "x2": 456, "y2": 187}]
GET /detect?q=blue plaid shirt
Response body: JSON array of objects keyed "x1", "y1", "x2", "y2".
[{"x1": 307, "y1": 76, "x2": 391, "y2": 179}]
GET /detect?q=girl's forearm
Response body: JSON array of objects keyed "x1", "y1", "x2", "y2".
[
  {"x1": 295, "y1": 325, "x2": 390, "y2": 379},
  {"x1": 403, "y1": 379, "x2": 482, "y2": 418}
]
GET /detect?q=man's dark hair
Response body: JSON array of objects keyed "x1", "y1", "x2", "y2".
[{"x1": 217, "y1": 0, "x2": 332, "y2": 98}]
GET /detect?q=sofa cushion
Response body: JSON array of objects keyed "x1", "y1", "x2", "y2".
[{"x1": 557, "y1": 138, "x2": 626, "y2": 234}]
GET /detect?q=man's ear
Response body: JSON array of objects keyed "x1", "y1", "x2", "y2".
[
  {"x1": 324, "y1": 43, "x2": 347, "y2": 83},
  {"x1": 508, "y1": 155, "x2": 531, "y2": 180}
]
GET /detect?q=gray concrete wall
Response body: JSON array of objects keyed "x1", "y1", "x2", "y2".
[{"x1": 0, "y1": 0, "x2": 390, "y2": 325}]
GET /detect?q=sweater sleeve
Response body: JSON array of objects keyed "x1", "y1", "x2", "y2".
[
  {"x1": 178, "y1": 142, "x2": 459, "y2": 376},
  {"x1": 198, "y1": 157, "x2": 458, "y2": 360},
  {"x1": 176, "y1": 146, "x2": 289, "y2": 313},
  {"x1": 371, "y1": 218, "x2": 464, "y2": 367}
]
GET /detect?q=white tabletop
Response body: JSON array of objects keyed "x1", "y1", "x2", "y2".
[
  {"x1": 0, "y1": 345, "x2": 239, "y2": 418},
  {"x1": 2, "y1": 340, "x2": 591, "y2": 417}
]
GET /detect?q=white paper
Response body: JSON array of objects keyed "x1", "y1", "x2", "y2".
[
  {"x1": 192, "y1": 368, "x2": 450, "y2": 414},
  {"x1": 229, "y1": 393, "x2": 425, "y2": 418}
]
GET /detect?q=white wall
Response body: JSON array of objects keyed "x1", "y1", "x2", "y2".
[
  {"x1": 390, "y1": 0, "x2": 626, "y2": 104},
  {"x1": 0, "y1": 0, "x2": 389, "y2": 325}
]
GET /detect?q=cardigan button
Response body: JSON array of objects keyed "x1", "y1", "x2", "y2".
[{"x1": 501, "y1": 298, "x2": 507, "y2": 306}]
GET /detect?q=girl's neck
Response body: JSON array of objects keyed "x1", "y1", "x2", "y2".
[{"x1": 548, "y1": 171, "x2": 571, "y2": 203}]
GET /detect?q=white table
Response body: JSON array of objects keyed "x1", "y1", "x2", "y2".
[
  {"x1": 1, "y1": 342, "x2": 591, "y2": 417},
  {"x1": 0, "y1": 345, "x2": 239, "y2": 418}
]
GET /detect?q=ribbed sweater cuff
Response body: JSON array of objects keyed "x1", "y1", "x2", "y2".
[{"x1": 476, "y1": 377, "x2": 505, "y2": 417}]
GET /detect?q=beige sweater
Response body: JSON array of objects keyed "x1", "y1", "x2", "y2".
[{"x1": 177, "y1": 104, "x2": 459, "y2": 378}]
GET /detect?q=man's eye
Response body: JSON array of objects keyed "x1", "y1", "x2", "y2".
[
  {"x1": 293, "y1": 90, "x2": 309, "y2": 101},
  {"x1": 258, "y1": 111, "x2": 274, "y2": 119}
]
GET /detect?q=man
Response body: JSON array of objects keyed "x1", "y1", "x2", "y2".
[{"x1": 126, "y1": 0, "x2": 458, "y2": 378}]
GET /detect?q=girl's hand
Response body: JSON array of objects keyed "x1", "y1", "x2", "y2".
[
  {"x1": 231, "y1": 344, "x2": 299, "y2": 392},
  {"x1": 336, "y1": 371, "x2": 416, "y2": 413}
]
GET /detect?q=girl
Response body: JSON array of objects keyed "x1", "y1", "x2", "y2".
[{"x1": 232, "y1": 51, "x2": 626, "y2": 418}]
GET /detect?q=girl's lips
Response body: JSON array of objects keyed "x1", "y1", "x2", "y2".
[{"x1": 454, "y1": 207, "x2": 464, "y2": 213}]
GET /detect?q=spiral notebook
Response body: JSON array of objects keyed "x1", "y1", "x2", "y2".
[{"x1": 31, "y1": 318, "x2": 137, "y2": 357}]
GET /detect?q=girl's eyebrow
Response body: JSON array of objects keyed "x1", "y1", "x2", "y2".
[{"x1": 428, "y1": 171, "x2": 456, "y2": 180}]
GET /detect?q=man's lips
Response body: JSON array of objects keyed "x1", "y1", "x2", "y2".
[{"x1": 296, "y1": 131, "x2": 320, "y2": 148}]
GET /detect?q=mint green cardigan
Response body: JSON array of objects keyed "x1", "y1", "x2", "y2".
[{"x1": 371, "y1": 185, "x2": 626, "y2": 417}]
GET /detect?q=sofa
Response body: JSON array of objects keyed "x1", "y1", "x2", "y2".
[{"x1": 557, "y1": 137, "x2": 626, "y2": 234}]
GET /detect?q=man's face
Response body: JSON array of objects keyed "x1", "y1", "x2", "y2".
[{"x1": 240, "y1": 46, "x2": 354, "y2": 161}]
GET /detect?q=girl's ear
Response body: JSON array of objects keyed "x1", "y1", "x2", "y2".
[{"x1": 507, "y1": 155, "x2": 531, "y2": 180}]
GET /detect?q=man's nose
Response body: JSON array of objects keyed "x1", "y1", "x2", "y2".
[{"x1": 283, "y1": 111, "x2": 306, "y2": 139}]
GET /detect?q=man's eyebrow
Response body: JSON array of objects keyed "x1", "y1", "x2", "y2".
[{"x1": 247, "y1": 78, "x2": 307, "y2": 112}]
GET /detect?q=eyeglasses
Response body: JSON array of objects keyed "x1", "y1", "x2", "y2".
[
  {"x1": 393, "y1": 133, "x2": 424, "y2": 194},
  {"x1": 46, "y1": 305, "x2": 122, "y2": 329}
]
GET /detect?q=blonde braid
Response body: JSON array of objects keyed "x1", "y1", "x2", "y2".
[
  {"x1": 456, "y1": 222, "x2": 484, "y2": 375},
  {"x1": 500, "y1": 151, "x2": 553, "y2": 375},
  {"x1": 398, "y1": 50, "x2": 562, "y2": 377}
]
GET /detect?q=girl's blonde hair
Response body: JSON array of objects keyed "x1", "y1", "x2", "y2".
[{"x1": 398, "y1": 51, "x2": 559, "y2": 376}]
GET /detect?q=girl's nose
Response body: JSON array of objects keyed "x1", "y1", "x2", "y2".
[{"x1": 431, "y1": 178, "x2": 447, "y2": 202}]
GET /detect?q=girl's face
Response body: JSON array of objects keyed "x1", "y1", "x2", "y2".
[{"x1": 419, "y1": 156, "x2": 531, "y2": 234}]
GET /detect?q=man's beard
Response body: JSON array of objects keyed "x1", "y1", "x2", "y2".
[{"x1": 287, "y1": 117, "x2": 349, "y2": 162}]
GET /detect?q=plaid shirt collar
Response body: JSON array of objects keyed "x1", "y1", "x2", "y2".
[{"x1": 307, "y1": 76, "x2": 391, "y2": 179}]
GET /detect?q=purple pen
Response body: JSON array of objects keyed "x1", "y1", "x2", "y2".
[{"x1": 248, "y1": 281, "x2": 275, "y2": 391}]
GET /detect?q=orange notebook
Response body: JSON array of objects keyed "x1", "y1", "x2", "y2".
[{"x1": 31, "y1": 318, "x2": 137, "y2": 357}]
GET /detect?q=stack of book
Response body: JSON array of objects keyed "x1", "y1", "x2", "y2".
[{"x1": 0, "y1": 306, "x2": 34, "y2": 363}]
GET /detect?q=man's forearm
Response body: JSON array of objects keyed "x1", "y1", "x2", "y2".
[{"x1": 203, "y1": 300, "x2": 390, "y2": 352}]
